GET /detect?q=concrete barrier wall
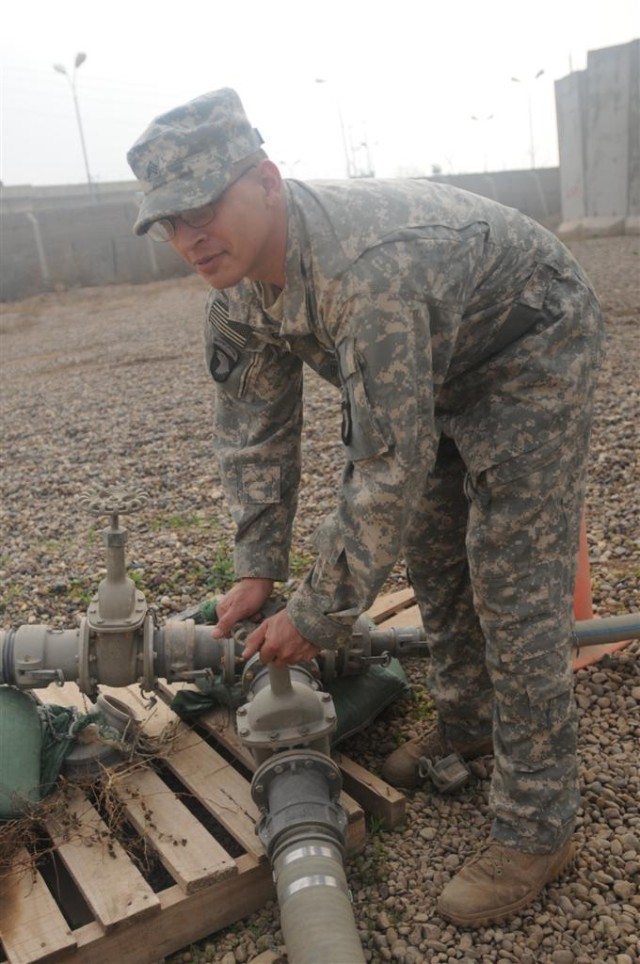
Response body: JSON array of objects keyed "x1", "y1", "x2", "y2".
[
  {"x1": 555, "y1": 38, "x2": 640, "y2": 236},
  {"x1": 429, "y1": 168, "x2": 560, "y2": 223},
  {"x1": 1, "y1": 169, "x2": 561, "y2": 303},
  {"x1": 1, "y1": 194, "x2": 191, "y2": 301}
]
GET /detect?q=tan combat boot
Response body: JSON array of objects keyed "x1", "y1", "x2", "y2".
[
  {"x1": 437, "y1": 838, "x2": 576, "y2": 927},
  {"x1": 381, "y1": 721, "x2": 493, "y2": 790}
]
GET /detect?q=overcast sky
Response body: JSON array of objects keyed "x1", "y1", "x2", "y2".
[{"x1": 2, "y1": 0, "x2": 637, "y2": 187}]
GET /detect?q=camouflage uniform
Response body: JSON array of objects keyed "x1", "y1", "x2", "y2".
[{"x1": 205, "y1": 177, "x2": 604, "y2": 854}]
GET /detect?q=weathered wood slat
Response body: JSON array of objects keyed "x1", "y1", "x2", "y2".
[
  {"x1": 367, "y1": 587, "x2": 417, "y2": 623},
  {"x1": 45, "y1": 787, "x2": 161, "y2": 932},
  {"x1": 0, "y1": 852, "x2": 77, "y2": 963},
  {"x1": 157, "y1": 683, "x2": 256, "y2": 771},
  {"x1": 333, "y1": 752, "x2": 406, "y2": 829},
  {"x1": 115, "y1": 764, "x2": 237, "y2": 894},
  {"x1": 46, "y1": 856, "x2": 274, "y2": 964}
]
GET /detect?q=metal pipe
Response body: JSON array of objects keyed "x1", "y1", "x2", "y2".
[
  {"x1": 573, "y1": 612, "x2": 640, "y2": 648},
  {"x1": 0, "y1": 626, "x2": 81, "y2": 687},
  {"x1": 2, "y1": 610, "x2": 639, "y2": 692}
]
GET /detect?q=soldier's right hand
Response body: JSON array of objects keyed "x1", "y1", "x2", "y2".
[{"x1": 211, "y1": 577, "x2": 274, "y2": 638}]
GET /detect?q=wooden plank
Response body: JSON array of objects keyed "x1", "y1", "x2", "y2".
[
  {"x1": 332, "y1": 752, "x2": 406, "y2": 829},
  {"x1": 159, "y1": 729, "x2": 262, "y2": 858},
  {"x1": 377, "y1": 603, "x2": 423, "y2": 630},
  {"x1": 45, "y1": 787, "x2": 161, "y2": 932},
  {"x1": 367, "y1": 587, "x2": 417, "y2": 624},
  {"x1": 38, "y1": 684, "x2": 93, "y2": 713},
  {"x1": 49, "y1": 856, "x2": 274, "y2": 964},
  {"x1": 0, "y1": 851, "x2": 77, "y2": 963},
  {"x1": 115, "y1": 765, "x2": 236, "y2": 894}
]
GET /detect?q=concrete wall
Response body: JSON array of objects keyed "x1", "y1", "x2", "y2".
[
  {"x1": 429, "y1": 168, "x2": 560, "y2": 224},
  {"x1": 1, "y1": 186, "x2": 191, "y2": 301},
  {"x1": 555, "y1": 38, "x2": 640, "y2": 236},
  {"x1": 1, "y1": 170, "x2": 561, "y2": 303}
]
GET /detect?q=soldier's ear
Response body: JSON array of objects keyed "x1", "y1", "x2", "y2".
[{"x1": 255, "y1": 160, "x2": 283, "y2": 206}]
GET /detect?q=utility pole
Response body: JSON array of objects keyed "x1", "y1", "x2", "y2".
[
  {"x1": 511, "y1": 69, "x2": 545, "y2": 169},
  {"x1": 53, "y1": 52, "x2": 93, "y2": 191}
]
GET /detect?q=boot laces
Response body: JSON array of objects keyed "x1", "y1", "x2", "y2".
[{"x1": 471, "y1": 841, "x2": 513, "y2": 879}]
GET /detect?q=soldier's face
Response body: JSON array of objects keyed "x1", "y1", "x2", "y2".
[{"x1": 169, "y1": 162, "x2": 286, "y2": 289}]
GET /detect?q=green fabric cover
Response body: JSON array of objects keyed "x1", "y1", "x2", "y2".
[
  {"x1": 0, "y1": 688, "x2": 130, "y2": 820},
  {"x1": 37, "y1": 703, "x2": 110, "y2": 797},
  {"x1": 0, "y1": 687, "x2": 42, "y2": 819}
]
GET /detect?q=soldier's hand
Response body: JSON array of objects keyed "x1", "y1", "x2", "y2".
[
  {"x1": 242, "y1": 609, "x2": 321, "y2": 666},
  {"x1": 211, "y1": 577, "x2": 274, "y2": 638}
]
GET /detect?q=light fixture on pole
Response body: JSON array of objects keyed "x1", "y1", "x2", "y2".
[
  {"x1": 511, "y1": 69, "x2": 544, "y2": 169},
  {"x1": 53, "y1": 52, "x2": 93, "y2": 190}
]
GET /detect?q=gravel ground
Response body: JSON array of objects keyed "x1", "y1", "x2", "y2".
[{"x1": 1, "y1": 236, "x2": 639, "y2": 963}]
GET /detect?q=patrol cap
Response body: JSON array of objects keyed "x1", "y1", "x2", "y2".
[{"x1": 127, "y1": 88, "x2": 264, "y2": 236}]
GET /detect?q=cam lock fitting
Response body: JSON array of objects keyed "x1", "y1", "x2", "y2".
[{"x1": 418, "y1": 752, "x2": 471, "y2": 793}]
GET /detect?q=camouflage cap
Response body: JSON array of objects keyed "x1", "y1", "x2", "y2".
[{"x1": 127, "y1": 88, "x2": 264, "y2": 236}]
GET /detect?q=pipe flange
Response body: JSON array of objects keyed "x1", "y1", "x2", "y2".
[
  {"x1": 0, "y1": 629, "x2": 16, "y2": 686},
  {"x1": 77, "y1": 617, "x2": 96, "y2": 695},
  {"x1": 251, "y1": 749, "x2": 343, "y2": 810},
  {"x1": 322, "y1": 648, "x2": 336, "y2": 684},
  {"x1": 141, "y1": 613, "x2": 157, "y2": 693},
  {"x1": 222, "y1": 635, "x2": 237, "y2": 688}
]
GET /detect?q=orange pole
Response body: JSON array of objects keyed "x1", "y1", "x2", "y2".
[{"x1": 573, "y1": 515, "x2": 594, "y2": 620}]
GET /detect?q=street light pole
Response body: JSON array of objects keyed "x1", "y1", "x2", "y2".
[
  {"x1": 470, "y1": 114, "x2": 494, "y2": 172},
  {"x1": 314, "y1": 78, "x2": 354, "y2": 178},
  {"x1": 511, "y1": 69, "x2": 544, "y2": 169},
  {"x1": 53, "y1": 52, "x2": 93, "y2": 190}
]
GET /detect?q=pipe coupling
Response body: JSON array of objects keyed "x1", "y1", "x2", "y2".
[{"x1": 252, "y1": 749, "x2": 347, "y2": 857}]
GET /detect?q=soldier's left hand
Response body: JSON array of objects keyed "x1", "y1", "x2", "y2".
[{"x1": 242, "y1": 609, "x2": 321, "y2": 666}]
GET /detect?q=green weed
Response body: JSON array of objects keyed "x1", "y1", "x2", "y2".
[
  {"x1": 150, "y1": 512, "x2": 205, "y2": 531},
  {"x1": 206, "y1": 546, "x2": 235, "y2": 593}
]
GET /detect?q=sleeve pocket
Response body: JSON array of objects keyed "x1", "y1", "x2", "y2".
[
  {"x1": 238, "y1": 463, "x2": 281, "y2": 504},
  {"x1": 311, "y1": 517, "x2": 345, "y2": 566},
  {"x1": 337, "y1": 339, "x2": 390, "y2": 461},
  {"x1": 517, "y1": 262, "x2": 555, "y2": 310}
]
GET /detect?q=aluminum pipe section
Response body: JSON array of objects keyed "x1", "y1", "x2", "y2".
[
  {"x1": 573, "y1": 612, "x2": 640, "y2": 648},
  {"x1": 253, "y1": 750, "x2": 365, "y2": 964},
  {"x1": 0, "y1": 626, "x2": 81, "y2": 688}
]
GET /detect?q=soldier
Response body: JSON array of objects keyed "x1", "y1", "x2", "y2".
[{"x1": 127, "y1": 88, "x2": 604, "y2": 926}]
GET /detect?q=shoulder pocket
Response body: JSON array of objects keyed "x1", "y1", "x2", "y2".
[{"x1": 337, "y1": 339, "x2": 390, "y2": 461}]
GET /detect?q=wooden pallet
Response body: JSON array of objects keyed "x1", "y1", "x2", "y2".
[{"x1": 0, "y1": 635, "x2": 406, "y2": 964}]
